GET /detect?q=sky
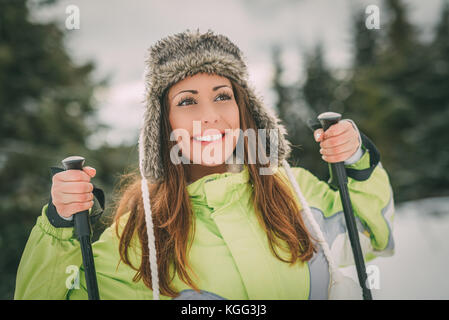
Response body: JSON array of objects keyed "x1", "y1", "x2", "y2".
[{"x1": 28, "y1": 0, "x2": 449, "y2": 299}]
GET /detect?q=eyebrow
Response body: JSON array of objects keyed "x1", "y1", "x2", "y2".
[{"x1": 171, "y1": 85, "x2": 231, "y2": 102}]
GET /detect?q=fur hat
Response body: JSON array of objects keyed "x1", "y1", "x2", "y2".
[{"x1": 137, "y1": 28, "x2": 342, "y2": 300}]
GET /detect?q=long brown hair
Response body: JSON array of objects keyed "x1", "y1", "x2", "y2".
[{"x1": 111, "y1": 77, "x2": 318, "y2": 298}]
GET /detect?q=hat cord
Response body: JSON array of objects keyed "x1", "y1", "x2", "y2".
[{"x1": 139, "y1": 131, "x2": 161, "y2": 300}]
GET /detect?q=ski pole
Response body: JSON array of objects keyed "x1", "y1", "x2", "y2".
[
  {"x1": 317, "y1": 112, "x2": 373, "y2": 300},
  {"x1": 62, "y1": 155, "x2": 100, "y2": 300}
]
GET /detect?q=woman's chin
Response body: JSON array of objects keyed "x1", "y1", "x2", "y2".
[
  {"x1": 184, "y1": 154, "x2": 235, "y2": 167},
  {"x1": 187, "y1": 158, "x2": 228, "y2": 167},
  {"x1": 185, "y1": 149, "x2": 235, "y2": 167}
]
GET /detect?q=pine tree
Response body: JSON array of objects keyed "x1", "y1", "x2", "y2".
[
  {"x1": 353, "y1": 7, "x2": 379, "y2": 67},
  {"x1": 270, "y1": 45, "x2": 324, "y2": 176},
  {"x1": 0, "y1": 0, "x2": 108, "y2": 299},
  {"x1": 271, "y1": 45, "x2": 291, "y2": 122},
  {"x1": 302, "y1": 43, "x2": 339, "y2": 115},
  {"x1": 345, "y1": 0, "x2": 449, "y2": 200},
  {"x1": 413, "y1": 0, "x2": 449, "y2": 196},
  {"x1": 273, "y1": 43, "x2": 342, "y2": 179}
]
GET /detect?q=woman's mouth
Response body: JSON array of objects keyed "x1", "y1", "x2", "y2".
[{"x1": 192, "y1": 133, "x2": 226, "y2": 145}]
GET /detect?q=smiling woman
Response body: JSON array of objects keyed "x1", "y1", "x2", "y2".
[
  {"x1": 15, "y1": 28, "x2": 395, "y2": 301},
  {"x1": 126, "y1": 62, "x2": 320, "y2": 298}
]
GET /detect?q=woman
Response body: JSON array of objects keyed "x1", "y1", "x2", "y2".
[{"x1": 14, "y1": 29, "x2": 395, "y2": 300}]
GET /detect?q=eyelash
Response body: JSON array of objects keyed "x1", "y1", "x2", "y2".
[{"x1": 176, "y1": 92, "x2": 232, "y2": 107}]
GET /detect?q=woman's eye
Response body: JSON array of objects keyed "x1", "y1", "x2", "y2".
[
  {"x1": 177, "y1": 98, "x2": 195, "y2": 107},
  {"x1": 176, "y1": 93, "x2": 232, "y2": 107},
  {"x1": 216, "y1": 93, "x2": 232, "y2": 101}
]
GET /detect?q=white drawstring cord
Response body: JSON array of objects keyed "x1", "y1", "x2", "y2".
[{"x1": 139, "y1": 131, "x2": 160, "y2": 300}]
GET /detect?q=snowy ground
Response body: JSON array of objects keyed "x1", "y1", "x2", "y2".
[{"x1": 340, "y1": 196, "x2": 449, "y2": 299}]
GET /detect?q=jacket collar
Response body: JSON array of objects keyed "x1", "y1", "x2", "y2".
[{"x1": 187, "y1": 164, "x2": 251, "y2": 210}]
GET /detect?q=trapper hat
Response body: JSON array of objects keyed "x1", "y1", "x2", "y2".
[{"x1": 137, "y1": 28, "x2": 357, "y2": 300}]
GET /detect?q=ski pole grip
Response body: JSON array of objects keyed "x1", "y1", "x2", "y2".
[
  {"x1": 61, "y1": 156, "x2": 91, "y2": 239},
  {"x1": 62, "y1": 155, "x2": 85, "y2": 171},
  {"x1": 317, "y1": 111, "x2": 347, "y2": 183},
  {"x1": 62, "y1": 155, "x2": 100, "y2": 300},
  {"x1": 317, "y1": 111, "x2": 342, "y2": 131}
]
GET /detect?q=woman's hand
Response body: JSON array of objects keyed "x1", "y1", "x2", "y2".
[
  {"x1": 313, "y1": 120, "x2": 361, "y2": 163},
  {"x1": 51, "y1": 166, "x2": 96, "y2": 219}
]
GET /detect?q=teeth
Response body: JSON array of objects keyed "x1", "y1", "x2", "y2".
[{"x1": 194, "y1": 134, "x2": 222, "y2": 142}]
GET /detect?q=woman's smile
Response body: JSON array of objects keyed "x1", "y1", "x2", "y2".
[{"x1": 192, "y1": 132, "x2": 226, "y2": 145}]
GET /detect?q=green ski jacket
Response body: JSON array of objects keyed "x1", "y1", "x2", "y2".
[{"x1": 14, "y1": 143, "x2": 394, "y2": 300}]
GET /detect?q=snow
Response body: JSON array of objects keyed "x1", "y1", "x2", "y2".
[{"x1": 340, "y1": 196, "x2": 449, "y2": 299}]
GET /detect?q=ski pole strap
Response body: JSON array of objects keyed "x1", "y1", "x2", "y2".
[
  {"x1": 307, "y1": 119, "x2": 381, "y2": 181},
  {"x1": 46, "y1": 166, "x2": 105, "y2": 228},
  {"x1": 345, "y1": 131, "x2": 380, "y2": 181}
]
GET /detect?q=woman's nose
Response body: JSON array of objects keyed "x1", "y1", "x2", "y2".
[
  {"x1": 201, "y1": 105, "x2": 220, "y2": 124},
  {"x1": 203, "y1": 118, "x2": 218, "y2": 124}
]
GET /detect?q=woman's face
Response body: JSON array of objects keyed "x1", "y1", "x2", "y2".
[{"x1": 168, "y1": 72, "x2": 240, "y2": 167}]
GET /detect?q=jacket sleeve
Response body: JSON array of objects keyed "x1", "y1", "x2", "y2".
[
  {"x1": 14, "y1": 204, "x2": 171, "y2": 300},
  {"x1": 287, "y1": 136, "x2": 395, "y2": 268},
  {"x1": 66, "y1": 211, "x2": 163, "y2": 300},
  {"x1": 14, "y1": 203, "x2": 85, "y2": 299}
]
